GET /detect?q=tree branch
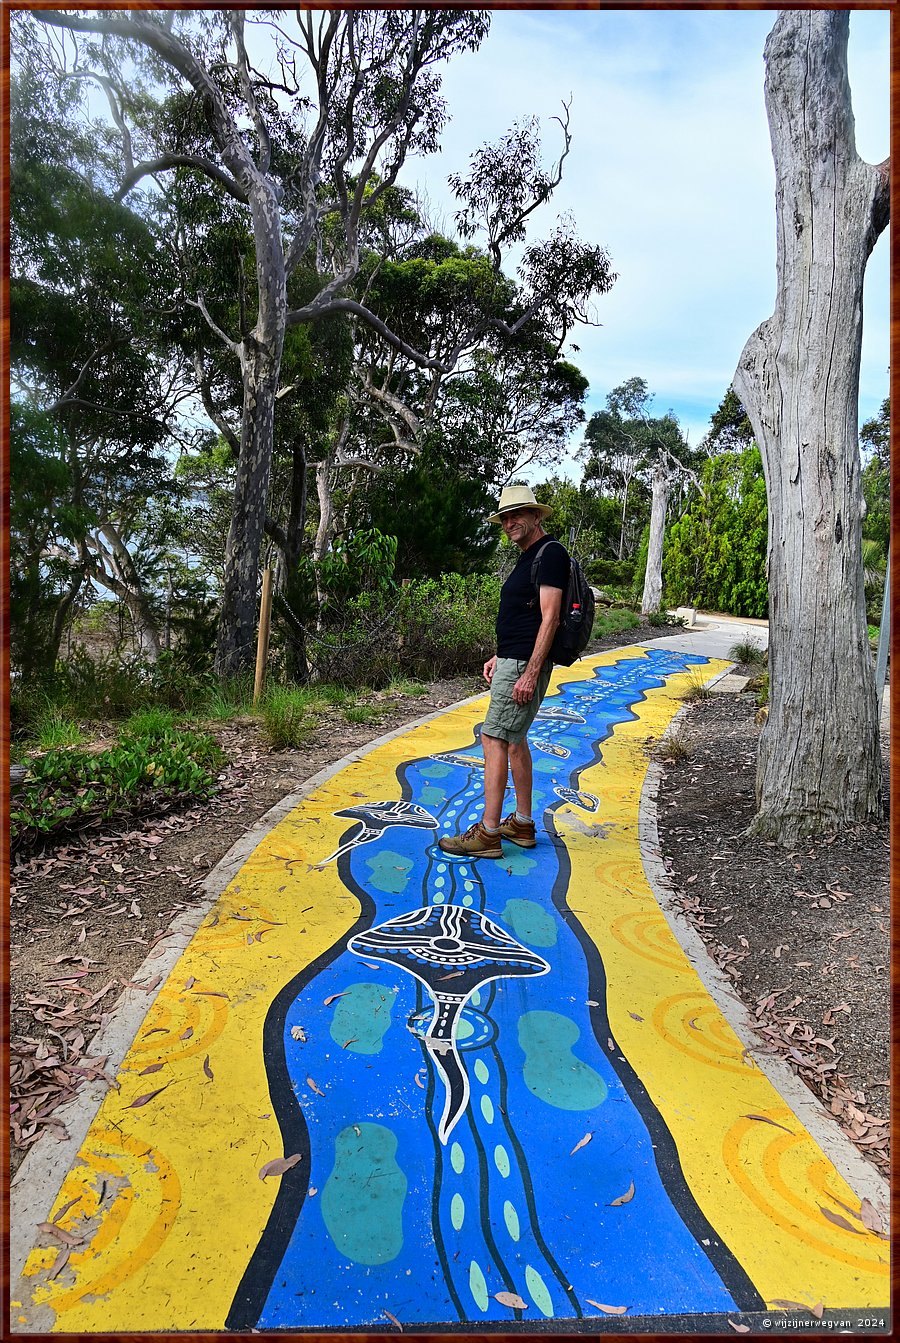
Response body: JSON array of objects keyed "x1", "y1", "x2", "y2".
[
  {"x1": 118, "y1": 155, "x2": 248, "y2": 204},
  {"x1": 187, "y1": 296, "x2": 242, "y2": 357},
  {"x1": 287, "y1": 296, "x2": 459, "y2": 373}
]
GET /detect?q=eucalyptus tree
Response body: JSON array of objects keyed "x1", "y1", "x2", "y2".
[
  {"x1": 732, "y1": 10, "x2": 889, "y2": 843},
  {"x1": 9, "y1": 55, "x2": 187, "y2": 670},
  {"x1": 34, "y1": 7, "x2": 493, "y2": 676}
]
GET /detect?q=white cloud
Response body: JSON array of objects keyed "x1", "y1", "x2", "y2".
[{"x1": 399, "y1": 9, "x2": 890, "y2": 463}]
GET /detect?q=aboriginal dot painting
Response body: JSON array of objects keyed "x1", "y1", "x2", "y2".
[{"x1": 14, "y1": 650, "x2": 889, "y2": 1333}]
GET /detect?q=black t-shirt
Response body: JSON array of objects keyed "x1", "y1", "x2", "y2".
[{"x1": 495, "y1": 535, "x2": 569, "y2": 659}]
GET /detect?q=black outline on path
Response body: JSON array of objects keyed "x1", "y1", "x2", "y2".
[{"x1": 228, "y1": 657, "x2": 765, "y2": 1329}]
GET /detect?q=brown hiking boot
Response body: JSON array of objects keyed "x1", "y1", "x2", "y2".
[
  {"x1": 498, "y1": 813, "x2": 537, "y2": 848},
  {"x1": 437, "y1": 822, "x2": 503, "y2": 859}
]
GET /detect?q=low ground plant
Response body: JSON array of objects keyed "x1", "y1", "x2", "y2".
[
  {"x1": 650, "y1": 726, "x2": 692, "y2": 762},
  {"x1": 680, "y1": 673, "x2": 713, "y2": 702},
  {"x1": 729, "y1": 638, "x2": 767, "y2": 666},
  {"x1": 30, "y1": 704, "x2": 87, "y2": 752},
  {"x1": 647, "y1": 610, "x2": 688, "y2": 628},
  {"x1": 10, "y1": 725, "x2": 225, "y2": 852},
  {"x1": 592, "y1": 607, "x2": 640, "y2": 639}
]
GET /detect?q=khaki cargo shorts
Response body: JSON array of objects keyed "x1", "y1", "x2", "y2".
[{"x1": 481, "y1": 657, "x2": 553, "y2": 745}]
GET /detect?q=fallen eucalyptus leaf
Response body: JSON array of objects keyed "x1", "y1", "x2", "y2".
[
  {"x1": 609, "y1": 1181, "x2": 635, "y2": 1206},
  {"x1": 258, "y1": 1153, "x2": 302, "y2": 1180},
  {"x1": 744, "y1": 1114, "x2": 793, "y2": 1134},
  {"x1": 570, "y1": 1132, "x2": 592, "y2": 1155},
  {"x1": 129, "y1": 1084, "x2": 170, "y2": 1108},
  {"x1": 494, "y1": 1292, "x2": 528, "y2": 1310},
  {"x1": 585, "y1": 1299, "x2": 628, "y2": 1315}
]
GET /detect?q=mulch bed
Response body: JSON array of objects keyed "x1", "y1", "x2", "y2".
[{"x1": 654, "y1": 687, "x2": 890, "y2": 1175}]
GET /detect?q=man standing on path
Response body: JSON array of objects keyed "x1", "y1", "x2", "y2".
[{"x1": 439, "y1": 485, "x2": 569, "y2": 859}]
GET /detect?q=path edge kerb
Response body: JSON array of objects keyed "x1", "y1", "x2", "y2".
[
  {"x1": 638, "y1": 694, "x2": 889, "y2": 1215},
  {"x1": 10, "y1": 688, "x2": 489, "y2": 1282}
]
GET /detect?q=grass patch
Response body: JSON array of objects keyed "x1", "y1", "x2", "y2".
[
  {"x1": 680, "y1": 673, "x2": 713, "y2": 702},
  {"x1": 120, "y1": 706, "x2": 180, "y2": 740},
  {"x1": 31, "y1": 705, "x2": 86, "y2": 752},
  {"x1": 592, "y1": 607, "x2": 640, "y2": 639},
  {"x1": 258, "y1": 685, "x2": 322, "y2": 749},
  {"x1": 650, "y1": 727, "x2": 692, "y2": 762},
  {"x1": 198, "y1": 679, "x2": 255, "y2": 721},
  {"x1": 388, "y1": 678, "x2": 430, "y2": 697},
  {"x1": 729, "y1": 638, "x2": 767, "y2": 666}
]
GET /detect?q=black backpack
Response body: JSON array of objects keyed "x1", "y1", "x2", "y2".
[{"x1": 531, "y1": 541, "x2": 596, "y2": 666}]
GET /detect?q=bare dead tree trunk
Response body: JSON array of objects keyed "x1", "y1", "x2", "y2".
[
  {"x1": 641, "y1": 464, "x2": 671, "y2": 614},
  {"x1": 732, "y1": 10, "x2": 888, "y2": 845}
]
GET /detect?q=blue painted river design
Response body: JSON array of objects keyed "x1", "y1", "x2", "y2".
[{"x1": 228, "y1": 650, "x2": 764, "y2": 1329}]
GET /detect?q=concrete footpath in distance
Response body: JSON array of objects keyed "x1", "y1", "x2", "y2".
[{"x1": 10, "y1": 631, "x2": 890, "y2": 1336}]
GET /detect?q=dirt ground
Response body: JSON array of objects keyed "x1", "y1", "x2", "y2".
[{"x1": 9, "y1": 624, "x2": 889, "y2": 1181}]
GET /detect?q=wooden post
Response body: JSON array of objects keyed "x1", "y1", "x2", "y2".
[{"x1": 253, "y1": 568, "x2": 274, "y2": 706}]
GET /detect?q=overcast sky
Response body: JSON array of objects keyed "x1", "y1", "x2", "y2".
[{"x1": 394, "y1": 7, "x2": 890, "y2": 476}]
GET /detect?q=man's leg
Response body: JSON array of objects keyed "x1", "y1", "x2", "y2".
[
  {"x1": 508, "y1": 737, "x2": 533, "y2": 819},
  {"x1": 481, "y1": 732, "x2": 510, "y2": 830}
]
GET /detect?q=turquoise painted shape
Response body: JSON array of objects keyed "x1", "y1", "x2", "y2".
[
  {"x1": 518, "y1": 1010, "x2": 608, "y2": 1110},
  {"x1": 501, "y1": 848, "x2": 538, "y2": 877},
  {"x1": 501, "y1": 898, "x2": 558, "y2": 947},
  {"x1": 525, "y1": 1264, "x2": 555, "y2": 1318},
  {"x1": 420, "y1": 763, "x2": 451, "y2": 779},
  {"x1": 330, "y1": 983, "x2": 394, "y2": 1054},
  {"x1": 320, "y1": 1123, "x2": 406, "y2": 1265},
  {"x1": 419, "y1": 785, "x2": 446, "y2": 808},
  {"x1": 534, "y1": 758, "x2": 561, "y2": 774},
  {"x1": 364, "y1": 849, "x2": 413, "y2": 895}
]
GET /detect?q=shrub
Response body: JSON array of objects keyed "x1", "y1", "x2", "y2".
[
  {"x1": 259, "y1": 685, "x2": 325, "y2": 749},
  {"x1": 664, "y1": 446, "x2": 768, "y2": 618},
  {"x1": 585, "y1": 558, "x2": 635, "y2": 589},
  {"x1": 680, "y1": 673, "x2": 712, "y2": 702},
  {"x1": 647, "y1": 610, "x2": 687, "y2": 628}
]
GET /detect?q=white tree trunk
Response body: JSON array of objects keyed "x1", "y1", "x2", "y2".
[
  {"x1": 732, "y1": 11, "x2": 888, "y2": 845},
  {"x1": 641, "y1": 464, "x2": 671, "y2": 614}
]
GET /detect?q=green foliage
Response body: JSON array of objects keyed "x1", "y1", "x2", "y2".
[
  {"x1": 664, "y1": 446, "x2": 768, "y2": 618},
  {"x1": 10, "y1": 725, "x2": 224, "y2": 851},
  {"x1": 585, "y1": 557, "x2": 635, "y2": 588},
  {"x1": 703, "y1": 387, "x2": 755, "y2": 453},
  {"x1": 647, "y1": 610, "x2": 687, "y2": 628},
  {"x1": 860, "y1": 398, "x2": 889, "y2": 553},
  {"x1": 31, "y1": 705, "x2": 86, "y2": 752},
  {"x1": 356, "y1": 453, "x2": 496, "y2": 578},
  {"x1": 754, "y1": 672, "x2": 770, "y2": 708},
  {"x1": 300, "y1": 572, "x2": 500, "y2": 687},
  {"x1": 592, "y1": 607, "x2": 640, "y2": 639},
  {"x1": 729, "y1": 639, "x2": 767, "y2": 667},
  {"x1": 10, "y1": 648, "x2": 217, "y2": 742},
  {"x1": 259, "y1": 686, "x2": 324, "y2": 749}
]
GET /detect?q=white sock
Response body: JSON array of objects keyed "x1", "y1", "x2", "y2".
[
  {"x1": 515, "y1": 811, "x2": 532, "y2": 824},
  {"x1": 482, "y1": 822, "x2": 501, "y2": 834}
]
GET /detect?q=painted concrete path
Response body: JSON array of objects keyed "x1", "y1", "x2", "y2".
[{"x1": 11, "y1": 636, "x2": 890, "y2": 1333}]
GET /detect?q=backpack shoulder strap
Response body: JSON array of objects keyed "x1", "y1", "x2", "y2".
[{"x1": 530, "y1": 539, "x2": 564, "y2": 590}]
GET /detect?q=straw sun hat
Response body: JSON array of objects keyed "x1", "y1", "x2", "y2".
[{"x1": 486, "y1": 484, "x2": 552, "y2": 525}]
